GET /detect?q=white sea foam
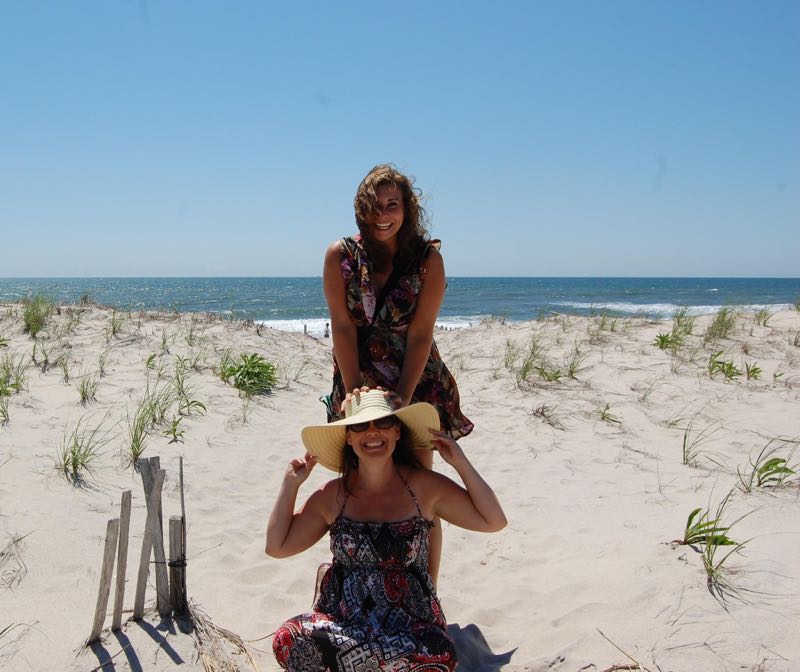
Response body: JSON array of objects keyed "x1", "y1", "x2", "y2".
[
  {"x1": 257, "y1": 317, "x2": 474, "y2": 337},
  {"x1": 552, "y1": 301, "x2": 793, "y2": 317}
]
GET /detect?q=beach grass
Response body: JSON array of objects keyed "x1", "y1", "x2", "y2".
[
  {"x1": 56, "y1": 414, "x2": 114, "y2": 484},
  {"x1": 22, "y1": 295, "x2": 53, "y2": 338},
  {"x1": 681, "y1": 420, "x2": 720, "y2": 467},
  {"x1": 220, "y1": 353, "x2": 277, "y2": 397},
  {"x1": 77, "y1": 371, "x2": 98, "y2": 405},
  {"x1": 737, "y1": 439, "x2": 798, "y2": 493},
  {"x1": 703, "y1": 307, "x2": 737, "y2": 344}
]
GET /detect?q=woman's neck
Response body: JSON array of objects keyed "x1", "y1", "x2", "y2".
[{"x1": 352, "y1": 460, "x2": 398, "y2": 494}]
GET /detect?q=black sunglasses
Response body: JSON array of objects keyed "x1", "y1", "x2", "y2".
[{"x1": 347, "y1": 416, "x2": 399, "y2": 433}]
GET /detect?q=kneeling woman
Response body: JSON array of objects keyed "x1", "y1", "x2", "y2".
[{"x1": 266, "y1": 389, "x2": 506, "y2": 672}]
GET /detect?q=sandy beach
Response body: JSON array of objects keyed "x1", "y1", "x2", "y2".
[{"x1": 1, "y1": 302, "x2": 799, "y2": 672}]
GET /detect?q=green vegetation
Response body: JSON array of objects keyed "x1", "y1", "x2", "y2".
[
  {"x1": 598, "y1": 404, "x2": 621, "y2": 425},
  {"x1": 744, "y1": 362, "x2": 761, "y2": 381},
  {"x1": 22, "y1": 295, "x2": 53, "y2": 338},
  {"x1": 708, "y1": 351, "x2": 741, "y2": 382},
  {"x1": 220, "y1": 353, "x2": 278, "y2": 396},
  {"x1": 753, "y1": 309, "x2": 772, "y2": 327},
  {"x1": 173, "y1": 361, "x2": 206, "y2": 415},
  {"x1": 0, "y1": 337, "x2": 8, "y2": 348},
  {"x1": 674, "y1": 504, "x2": 737, "y2": 547},
  {"x1": 57, "y1": 414, "x2": 114, "y2": 485},
  {"x1": 0, "y1": 353, "x2": 29, "y2": 395},
  {"x1": 564, "y1": 341, "x2": 587, "y2": 380},
  {"x1": 737, "y1": 439, "x2": 798, "y2": 493},
  {"x1": 126, "y1": 399, "x2": 151, "y2": 467},
  {"x1": 672, "y1": 306, "x2": 695, "y2": 339},
  {"x1": 703, "y1": 307, "x2": 736, "y2": 344},
  {"x1": 77, "y1": 371, "x2": 99, "y2": 405},
  {"x1": 108, "y1": 309, "x2": 125, "y2": 338},
  {"x1": 681, "y1": 421, "x2": 720, "y2": 467},
  {"x1": 653, "y1": 332, "x2": 682, "y2": 351},
  {"x1": 59, "y1": 356, "x2": 70, "y2": 384},
  {"x1": 0, "y1": 394, "x2": 9, "y2": 426},
  {"x1": 531, "y1": 403, "x2": 564, "y2": 430},
  {"x1": 164, "y1": 416, "x2": 185, "y2": 444}
]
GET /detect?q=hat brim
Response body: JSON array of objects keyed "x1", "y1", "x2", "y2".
[{"x1": 302, "y1": 400, "x2": 441, "y2": 472}]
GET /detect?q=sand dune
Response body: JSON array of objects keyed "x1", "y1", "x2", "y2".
[{"x1": 1, "y1": 303, "x2": 799, "y2": 671}]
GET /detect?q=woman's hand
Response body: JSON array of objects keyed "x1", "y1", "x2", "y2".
[
  {"x1": 343, "y1": 386, "x2": 405, "y2": 409},
  {"x1": 428, "y1": 429, "x2": 467, "y2": 469},
  {"x1": 284, "y1": 453, "x2": 317, "y2": 488}
]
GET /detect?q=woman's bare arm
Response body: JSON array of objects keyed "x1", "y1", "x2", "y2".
[
  {"x1": 395, "y1": 248, "x2": 445, "y2": 406},
  {"x1": 323, "y1": 241, "x2": 362, "y2": 393}
]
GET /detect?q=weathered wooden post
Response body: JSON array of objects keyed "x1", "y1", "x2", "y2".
[
  {"x1": 112, "y1": 490, "x2": 132, "y2": 631},
  {"x1": 133, "y1": 468, "x2": 166, "y2": 619},
  {"x1": 88, "y1": 518, "x2": 120, "y2": 643},
  {"x1": 168, "y1": 516, "x2": 187, "y2": 614}
]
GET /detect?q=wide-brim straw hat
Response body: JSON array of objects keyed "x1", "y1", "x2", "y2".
[{"x1": 301, "y1": 389, "x2": 441, "y2": 472}]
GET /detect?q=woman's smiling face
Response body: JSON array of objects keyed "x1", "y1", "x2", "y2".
[
  {"x1": 369, "y1": 183, "x2": 404, "y2": 246},
  {"x1": 346, "y1": 417, "x2": 401, "y2": 462}
]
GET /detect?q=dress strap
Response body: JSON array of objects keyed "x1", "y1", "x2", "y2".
[{"x1": 395, "y1": 469, "x2": 424, "y2": 519}]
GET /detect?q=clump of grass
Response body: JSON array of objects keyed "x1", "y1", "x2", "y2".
[
  {"x1": 1, "y1": 531, "x2": 31, "y2": 589},
  {"x1": 653, "y1": 331, "x2": 682, "y2": 351},
  {"x1": 173, "y1": 362, "x2": 206, "y2": 415},
  {"x1": 0, "y1": 394, "x2": 9, "y2": 426},
  {"x1": 673, "y1": 502, "x2": 737, "y2": 547},
  {"x1": 564, "y1": 341, "x2": 587, "y2": 380},
  {"x1": 78, "y1": 371, "x2": 99, "y2": 405},
  {"x1": 753, "y1": 309, "x2": 772, "y2": 327},
  {"x1": 57, "y1": 414, "x2": 114, "y2": 485},
  {"x1": 0, "y1": 337, "x2": 9, "y2": 348},
  {"x1": 744, "y1": 362, "x2": 761, "y2": 381},
  {"x1": 58, "y1": 356, "x2": 70, "y2": 384},
  {"x1": 598, "y1": 404, "x2": 621, "y2": 425},
  {"x1": 126, "y1": 399, "x2": 152, "y2": 468},
  {"x1": 220, "y1": 353, "x2": 277, "y2": 396},
  {"x1": 503, "y1": 339, "x2": 521, "y2": 370},
  {"x1": 535, "y1": 363, "x2": 562, "y2": 382},
  {"x1": 145, "y1": 353, "x2": 158, "y2": 369},
  {"x1": 108, "y1": 309, "x2": 125, "y2": 338},
  {"x1": 681, "y1": 420, "x2": 720, "y2": 466},
  {"x1": 703, "y1": 307, "x2": 737, "y2": 344},
  {"x1": 0, "y1": 353, "x2": 29, "y2": 394},
  {"x1": 708, "y1": 351, "x2": 741, "y2": 382},
  {"x1": 22, "y1": 295, "x2": 53, "y2": 338},
  {"x1": 737, "y1": 438, "x2": 798, "y2": 493},
  {"x1": 531, "y1": 403, "x2": 564, "y2": 430},
  {"x1": 163, "y1": 416, "x2": 185, "y2": 444},
  {"x1": 698, "y1": 491, "x2": 750, "y2": 604},
  {"x1": 672, "y1": 306, "x2": 695, "y2": 339},
  {"x1": 31, "y1": 340, "x2": 54, "y2": 373}
]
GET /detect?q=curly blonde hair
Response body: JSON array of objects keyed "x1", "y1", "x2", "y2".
[{"x1": 353, "y1": 164, "x2": 430, "y2": 272}]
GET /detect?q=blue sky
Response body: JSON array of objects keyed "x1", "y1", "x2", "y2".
[{"x1": 1, "y1": 1, "x2": 798, "y2": 277}]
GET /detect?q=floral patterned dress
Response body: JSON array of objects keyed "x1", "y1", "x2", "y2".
[
  {"x1": 272, "y1": 480, "x2": 457, "y2": 672},
  {"x1": 328, "y1": 235, "x2": 473, "y2": 438}
]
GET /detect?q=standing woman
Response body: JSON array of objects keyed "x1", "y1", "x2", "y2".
[{"x1": 323, "y1": 164, "x2": 473, "y2": 582}]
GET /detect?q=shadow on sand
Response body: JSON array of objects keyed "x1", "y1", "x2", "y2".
[
  {"x1": 86, "y1": 614, "x2": 194, "y2": 671},
  {"x1": 448, "y1": 622, "x2": 517, "y2": 672}
]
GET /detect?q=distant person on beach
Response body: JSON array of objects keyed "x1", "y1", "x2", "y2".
[
  {"x1": 323, "y1": 322, "x2": 330, "y2": 338},
  {"x1": 267, "y1": 389, "x2": 506, "y2": 672},
  {"x1": 322, "y1": 163, "x2": 474, "y2": 582}
]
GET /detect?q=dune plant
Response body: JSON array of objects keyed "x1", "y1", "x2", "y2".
[
  {"x1": 126, "y1": 399, "x2": 152, "y2": 468},
  {"x1": 57, "y1": 414, "x2": 114, "y2": 485},
  {"x1": 737, "y1": 439, "x2": 798, "y2": 493},
  {"x1": 503, "y1": 339, "x2": 521, "y2": 370},
  {"x1": 598, "y1": 404, "x2": 621, "y2": 425},
  {"x1": 145, "y1": 353, "x2": 157, "y2": 369},
  {"x1": 653, "y1": 332, "x2": 682, "y2": 351},
  {"x1": 744, "y1": 362, "x2": 761, "y2": 381},
  {"x1": 0, "y1": 353, "x2": 28, "y2": 394},
  {"x1": 163, "y1": 416, "x2": 185, "y2": 444},
  {"x1": 531, "y1": 403, "x2": 564, "y2": 430},
  {"x1": 22, "y1": 295, "x2": 52, "y2": 338},
  {"x1": 31, "y1": 340, "x2": 54, "y2": 373},
  {"x1": 0, "y1": 337, "x2": 8, "y2": 348},
  {"x1": 220, "y1": 353, "x2": 277, "y2": 396},
  {"x1": 108, "y1": 309, "x2": 125, "y2": 338},
  {"x1": 703, "y1": 307, "x2": 736, "y2": 344},
  {"x1": 78, "y1": 371, "x2": 99, "y2": 405},
  {"x1": 59, "y1": 356, "x2": 70, "y2": 384},
  {"x1": 708, "y1": 352, "x2": 741, "y2": 382},
  {"x1": 0, "y1": 531, "x2": 30, "y2": 589},
  {"x1": 672, "y1": 306, "x2": 695, "y2": 339},
  {"x1": 0, "y1": 394, "x2": 9, "y2": 426},
  {"x1": 514, "y1": 335, "x2": 544, "y2": 387},
  {"x1": 753, "y1": 309, "x2": 772, "y2": 327},
  {"x1": 535, "y1": 363, "x2": 562, "y2": 383},
  {"x1": 97, "y1": 350, "x2": 109, "y2": 378},
  {"x1": 564, "y1": 341, "x2": 587, "y2": 380},
  {"x1": 173, "y1": 366, "x2": 206, "y2": 415},
  {"x1": 674, "y1": 504, "x2": 737, "y2": 547},
  {"x1": 681, "y1": 421, "x2": 720, "y2": 467}
]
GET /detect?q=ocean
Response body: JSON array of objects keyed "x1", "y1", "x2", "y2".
[{"x1": 1, "y1": 277, "x2": 798, "y2": 338}]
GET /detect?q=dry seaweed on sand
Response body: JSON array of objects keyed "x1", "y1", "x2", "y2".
[{"x1": 189, "y1": 601, "x2": 259, "y2": 672}]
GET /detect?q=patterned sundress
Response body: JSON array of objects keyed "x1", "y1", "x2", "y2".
[
  {"x1": 272, "y1": 477, "x2": 457, "y2": 672},
  {"x1": 328, "y1": 235, "x2": 473, "y2": 438}
]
